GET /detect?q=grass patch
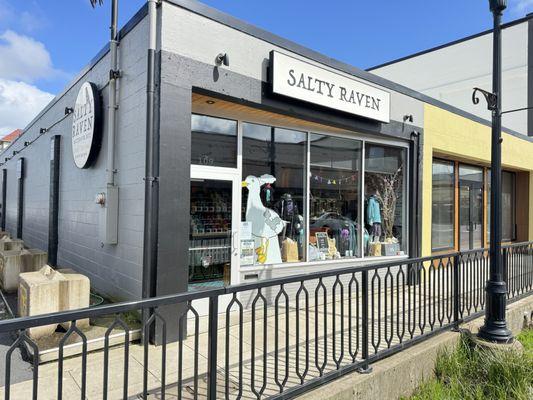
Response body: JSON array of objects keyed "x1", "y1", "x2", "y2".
[{"x1": 405, "y1": 330, "x2": 533, "y2": 400}]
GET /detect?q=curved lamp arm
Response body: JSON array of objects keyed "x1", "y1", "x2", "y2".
[{"x1": 472, "y1": 87, "x2": 498, "y2": 111}]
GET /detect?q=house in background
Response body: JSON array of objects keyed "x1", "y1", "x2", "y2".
[{"x1": 0, "y1": 129, "x2": 21, "y2": 150}]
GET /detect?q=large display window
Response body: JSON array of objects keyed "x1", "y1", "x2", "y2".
[
  {"x1": 364, "y1": 143, "x2": 407, "y2": 257},
  {"x1": 191, "y1": 112, "x2": 410, "y2": 271},
  {"x1": 309, "y1": 134, "x2": 362, "y2": 260},
  {"x1": 241, "y1": 122, "x2": 307, "y2": 265}
]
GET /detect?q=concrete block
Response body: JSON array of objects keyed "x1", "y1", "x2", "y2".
[
  {"x1": 0, "y1": 237, "x2": 24, "y2": 251},
  {"x1": 0, "y1": 250, "x2": 23, "y2": 292},
  {"x1": 57, "y1": 268, "x2": 91, "y2": 329},
  {"x1": 20, "y1": 249, "x2": 48, "y2": 273},
  {"x1": 18, "y1": 266, "x2": 65, "y2": 339}
]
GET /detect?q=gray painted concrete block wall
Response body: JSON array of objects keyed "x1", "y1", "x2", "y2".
[{"x1": 0, "y1": 16, "x2": 148, "y2": 301}]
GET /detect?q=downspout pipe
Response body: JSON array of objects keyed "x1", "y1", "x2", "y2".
[
  {"x1": 142, "y1": 0, "x2": 159, "y2": 306},
  {"x1": 106, "y1": 0, "x2": 119, "y2": 187}
]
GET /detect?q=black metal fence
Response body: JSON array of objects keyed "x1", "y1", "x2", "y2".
[{"x1": 0, "y1": 242, "x2": 532, "y2": 400}]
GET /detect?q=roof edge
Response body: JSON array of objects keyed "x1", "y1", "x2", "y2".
[{"x1": 367, "y1": 14, "x2": 533, "y2": 72}]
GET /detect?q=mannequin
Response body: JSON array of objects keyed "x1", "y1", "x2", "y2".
[
  {"x1": 277, "y1": 193, "x2": 299, "y2": 238},
  {"x1": 367, "y1": 191, "x2": 382, "y2": 242}
]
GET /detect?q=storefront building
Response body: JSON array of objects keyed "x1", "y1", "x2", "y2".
[
  {"x1": 422, "y1": 104, "x2": 533, "y2": 258},
  {"x1": 0, "y1": 0, "x2": 531, "y2": 322}
]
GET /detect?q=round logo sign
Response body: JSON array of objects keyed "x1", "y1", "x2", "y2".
[{"x1": 71, "y1": 81, "x2": 102, "y2": 169}]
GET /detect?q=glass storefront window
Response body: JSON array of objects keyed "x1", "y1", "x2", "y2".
[
  {"x1": 487, "y1": 170, "x2": 516, "y2": 242},
  {"x1": 242, "y1": 122, "x2": 307, "y2": 265},
  {"x1": 364, "y1": 143, "x2": 407, "y2": 257},
  {"x1": 309, "y1": 134, "x2": 362, "y2": 260},
  {"x1": 432, "y1": 160, "x2": 455, "y2": 250},
  {"x1": 191, "y1": 114, "x2": 237, "y2": 167},
  {"x1": 191, "y1": 109, "x2": 412, "y2": 265}
]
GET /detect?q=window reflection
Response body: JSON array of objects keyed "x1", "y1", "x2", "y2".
[
  {"x1": 364, "y1": 143, "x2": 407, "y2": 257},
  {"x1": 191, "y1": 114, "x2": 237, "y2": 167},
  {"x1": 242, "y1": 123, "x2": 307, "y2": 265},
  {"x1": 309, "y1": 134, "x2": 361, "y2": 260},
  {"x1": 432, "y1": 160, "x2": 455, "y2": 250}
]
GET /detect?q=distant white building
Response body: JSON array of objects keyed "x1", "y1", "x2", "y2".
[
  {"x1": 0, "y1": 129, "x2": 21, "y2": 150},
  {"x1": 369, "y1": 14, "x2": 532, "y2": 136}
]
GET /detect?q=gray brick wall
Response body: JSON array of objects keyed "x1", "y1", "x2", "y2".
[{"x1": 0, "y1": 16, "x2": 148, "y2": 301}]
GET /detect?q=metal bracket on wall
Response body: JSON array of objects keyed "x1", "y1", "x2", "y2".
[
  {"x1": 472, "y1": 87, "x2": 498, "y2": 111},
  {"x1": 143, "y1": 176, "x2": 159, "y2": 186},
  {"x1": 109, "y1": 69, "x2": 121, "y2": 80}
]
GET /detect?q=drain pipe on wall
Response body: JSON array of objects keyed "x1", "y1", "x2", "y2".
[
  {"x1": 142, "y1": 0, "x2": 159, "y2": 308},
  {"x1": 99, "y1": 0, "x2": 120, "y2": 246},
  {"x1": 106, "y1": 0, "x2": 119, "y2": 187}
]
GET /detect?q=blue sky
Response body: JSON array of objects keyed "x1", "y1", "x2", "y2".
[{"x1": 1, "y1": 0, "x2": 533, "y2": 134}]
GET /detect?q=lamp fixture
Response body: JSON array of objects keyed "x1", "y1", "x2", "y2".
[
  {"x1": 215, "y1": 53, "x2": 229, "y2": 67},
  {"x1": 39, "y1": 128, "x2": 47, "y2": 134},
  {"x1": 65, "y1": 107, "x2": 74, "y2": 115},
  {"x1": 489, "y1": 0, "x2": 506, "y2": 13},
  {"x1": 206, "y1": 100, "x2": 216, "y2": 105},
  {"x1": 403, "y1": 114, "x2": 414, "y2": 123}
]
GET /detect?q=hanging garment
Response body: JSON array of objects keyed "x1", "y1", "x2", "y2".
[
  {"x1": 367, "y1": 196, "x2": 382, "y2": 225},
  {"x1": 261, "y1": 184, "x2": 275, "y2": 207}
]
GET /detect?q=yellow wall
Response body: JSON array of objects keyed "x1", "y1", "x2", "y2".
[{"x1": 422, "y1": 104, "x2": 533, "y2": 256}]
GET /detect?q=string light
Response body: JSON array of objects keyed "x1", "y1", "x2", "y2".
[{"x1": 0, "y1": 111, "x2": 72, "y2": 167}]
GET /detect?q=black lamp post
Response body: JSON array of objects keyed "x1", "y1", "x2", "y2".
[{"x1": 473, "y1": 0, "x2": 513, "y2": 343}]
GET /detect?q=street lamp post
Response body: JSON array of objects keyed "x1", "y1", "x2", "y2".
[{"x1": 475, "y1": 0, "x2": 513, "y2": 343}]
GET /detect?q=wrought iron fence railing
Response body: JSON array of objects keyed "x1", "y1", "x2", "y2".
[{"x1": 0, "y1": 242, "x2": 531, "y2": 399}]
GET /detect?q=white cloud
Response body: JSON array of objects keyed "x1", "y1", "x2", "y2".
[
  {"x1": 511, "y1": 0, "x2": 533, "y2": 14},
  {"x1": 0, "y1": 30, "x2": 64, "y2": 83},
  {"x1": 0, "y1": 78, "x2": 54, "y2": 135},
  {"x1": 0, "y1": 29, "x2": 62, "y2": 134}
]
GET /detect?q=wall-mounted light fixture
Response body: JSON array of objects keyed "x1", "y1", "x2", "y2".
[
  {"x1": 39, "y1": 128, "x2": 47, "y2": 134},
  {"x1": 24, "y1": 141, "x2": 30, "y2": 147},
  {"x1": 215, "y1": 53, "x2": 229, "y2": 67},
  {"x1": 65, "y1": 107, "x2": 74, "y2": 115},
  {"x1": 206, "y1": 100, "x2": 216, "y2": 105},
  {"x1": 403, "y1": 114, "x2": 414, "y2": 123}
]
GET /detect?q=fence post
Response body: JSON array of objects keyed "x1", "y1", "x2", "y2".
[
  {"x1": 207, "y1": 295, "x2": 219, "y2": 400},
  {"x1": 502, "y1": 247, "x2": 508, "y2": 285},
  {"x1": 357, "y1": 269, "x2": 372, "y2": 374},
  {"x1": 453, "y1": 253, "x2": 460, "y2": 331}
]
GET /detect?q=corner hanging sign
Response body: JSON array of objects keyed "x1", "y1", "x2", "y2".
[
  {"x1": 71, "y1": 81, "x2": 102, "y2": 169},
  {"x1": 270, "y1": 51, "x2": 390, "y2": 123}
]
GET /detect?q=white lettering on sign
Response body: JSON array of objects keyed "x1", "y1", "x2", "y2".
[
  {"x1": 72, "y1": 81, "x2": 100, "y2": 169},
  {"x1": 271, "y1": 51, "x2": 390, "y2": 123}
]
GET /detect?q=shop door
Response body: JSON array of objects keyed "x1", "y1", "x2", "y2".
[
  {"x1": 459, "y1": 166, "x2": 483, "y2": 251},
  {"x1": 189, "y1": 167, "x2": 241, "y2": 291}
]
